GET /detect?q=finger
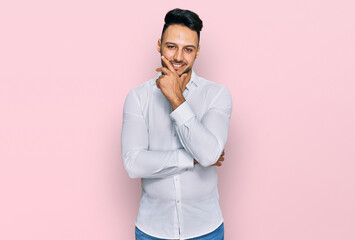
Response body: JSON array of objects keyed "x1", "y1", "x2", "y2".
[
  {"x1": 218, "y1": 157, "x2": 224, "y2": 162},
  {"x1": 221, "y1": 150, "x2": 225, "y2": 157},
  {"x1": 156, "y1": 76, "x2": 164, "y2": 89},
  {"x1": 161, "y1": 56, "x2": 176, "y2": 73},
  {"x1": 214, "y1": 161, "x2": 222, "y2": 167},
  {"x1": 156, "y1": 67, "x2": 170, "y2": 75}
]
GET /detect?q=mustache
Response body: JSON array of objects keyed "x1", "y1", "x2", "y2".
[
  {"x1": 160, "y1": 60, "x2": 186, "y2": 70},
  {"x1": 170, "y1": 61, "x2": 186, "y2": 65}
]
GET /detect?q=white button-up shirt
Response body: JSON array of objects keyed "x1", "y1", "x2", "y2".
[{"x1": 121, "y1": 70, "x2": 232, "y2": 239}]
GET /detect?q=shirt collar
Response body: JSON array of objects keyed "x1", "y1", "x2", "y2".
[{"x1": 186, "y1": 70, "x2": 199, "y2": 89}]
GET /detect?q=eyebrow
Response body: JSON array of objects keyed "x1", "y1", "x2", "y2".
[{"x1": 165, "y1": 42, "x2": 197, "y2": 49}]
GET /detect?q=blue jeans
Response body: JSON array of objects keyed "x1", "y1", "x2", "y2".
[{"x1": 135, "y1": 223, "x2": 224, "y2": 240}]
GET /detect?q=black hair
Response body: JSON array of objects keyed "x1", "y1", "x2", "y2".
[{"x1": 161, "y1": 8, "x2": 203, "y2": 43}]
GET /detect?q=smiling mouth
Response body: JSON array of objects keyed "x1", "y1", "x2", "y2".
[{"x1": 171, "y1": 62, "x2": 186, "y2": 70}]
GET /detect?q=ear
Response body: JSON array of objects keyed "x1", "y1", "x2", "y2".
[
  {"x1": 157, "y1": 39, "x2": 162, "y2": 53},
  {"x1": 196, "y1": 45, "x2": 201, "y2": 58}
]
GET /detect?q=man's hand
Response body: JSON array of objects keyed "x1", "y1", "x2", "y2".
[
  {"x1": 156, "y1": 56, "x2": 188, "y2": 110},
  {"x1": 193, "y1": 150, "x2": 225, "y2": 167},
  {"x1": 213, "y1": 150, "x2": 225, "y2": 166}
]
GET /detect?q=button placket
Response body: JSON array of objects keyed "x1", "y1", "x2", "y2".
[{"x1": 173, "y1": 175, "x2": 183, "y2": 237}]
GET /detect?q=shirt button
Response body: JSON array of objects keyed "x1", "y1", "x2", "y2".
[
  {"x1": 175, "y1": 178, "x2": 178, "y2": 181},
  {"x1": 174, "y1": 133, "x2": 177, "y2": 137},
  {"x1": 177, "y1": 200, "x2": 180, "y2": 204}
]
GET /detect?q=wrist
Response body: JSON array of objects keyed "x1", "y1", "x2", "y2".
[{"x1": 171, "y1": 96, "x2": 185, "y2": 110}]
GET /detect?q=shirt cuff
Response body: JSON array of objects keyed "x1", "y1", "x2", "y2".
[
  {"x1": 177, "y1": 149, "x2": 194, "y2": 170},
  {"x1": 170, "y1": 101, "x2": 195, "y2": 127}
]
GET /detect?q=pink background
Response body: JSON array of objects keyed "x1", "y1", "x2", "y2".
[{"x1": 1, "y1": 0, "x2": 354, "y2": 239}]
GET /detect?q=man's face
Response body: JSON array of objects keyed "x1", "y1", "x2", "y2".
[{"x1": 157, "y1": 24, "x2": 200, "y2": 76}]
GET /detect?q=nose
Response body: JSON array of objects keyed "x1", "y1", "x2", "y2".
[{"x1": 173, "y1": 49, "x2": 183, "y2": 62}]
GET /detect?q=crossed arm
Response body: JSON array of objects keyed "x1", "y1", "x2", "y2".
[
  {"x1": 121, "y1": 57, "x2": 232, "y2": 179},
  {"x1": 121, "y1": 90, "x2": 230, "y2": 179}
]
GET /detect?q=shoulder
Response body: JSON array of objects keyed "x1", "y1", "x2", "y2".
[
  {"x1": 123, "y1": 78, "x2": 156, "y2": 114},
  {"x1": 195, "y1": 75, "x2": 232, "y2": 104},
  {"x1": 125, "y1": 78, "x2": 156, "y2": 102}
]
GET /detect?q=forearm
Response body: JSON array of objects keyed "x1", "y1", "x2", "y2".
[
  {"x1": 170, "y1": 93, "x2": 232, "y2": 167},
  {"x1": 122, "y1": 147, "x2": 193, "y2": 179},
  {"x1": 174, "y1": 116, "x2": 225, "y2": 167}
]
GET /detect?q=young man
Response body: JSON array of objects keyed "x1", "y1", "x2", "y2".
[{"x1": 121, "y1": 8, "x2": 232, "y2": 240}]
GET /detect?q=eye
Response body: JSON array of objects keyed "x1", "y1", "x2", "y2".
[
  {"x1": 185, "y1": 48, "x2": 193, "y2": 53},
  {"x1": 167, "y1": 45, "x2": 176, "y2": 49}
]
